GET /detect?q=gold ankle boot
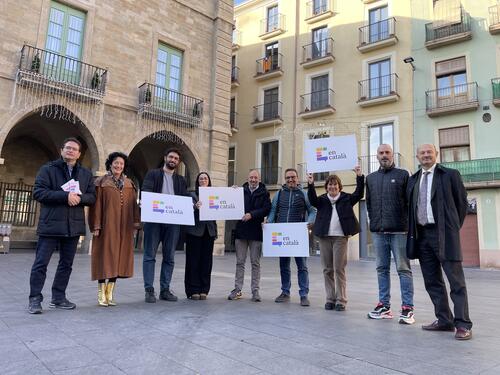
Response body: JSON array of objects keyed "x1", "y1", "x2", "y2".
[
  {"x1": 106, "y1": 282, "x2": 116, "y2": 306},
  {"x1": 98, "y1": 283, "x2": 108, "y2": 307}
]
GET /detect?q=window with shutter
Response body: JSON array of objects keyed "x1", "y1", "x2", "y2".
[{"x1": 439, "y1": 126, "x2": 470, "y2": 162}]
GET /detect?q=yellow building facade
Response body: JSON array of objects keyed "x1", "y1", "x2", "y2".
[{"x1": 230, "y1": 0, "x2": 414, "y2": 258}]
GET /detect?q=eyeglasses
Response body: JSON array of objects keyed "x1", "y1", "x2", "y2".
[
  {"x1": 63, "y1": 146, "x2": 80, "y2": 152},
  {"x1": 285, "y1": 175, "x2": 297, "y2": 180}
]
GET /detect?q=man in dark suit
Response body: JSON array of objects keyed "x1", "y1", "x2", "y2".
[{"x1": 407, "y1": 144, "x2": 472, "y2": 340}]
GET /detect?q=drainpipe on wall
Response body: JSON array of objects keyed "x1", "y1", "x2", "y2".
[{"x1": 291, "y1": 0, "x2": 300, "y2": 168}]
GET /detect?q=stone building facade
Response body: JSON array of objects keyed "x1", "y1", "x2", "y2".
[{"x1": 0, "y1": 0, "x2": 234, "y2": 253}]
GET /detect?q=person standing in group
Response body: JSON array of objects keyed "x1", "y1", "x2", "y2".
[
  {"x1": 184, "y1": 172, "x2": 217, "y2": 300},
  {"x1": 366, "y1": 144, "x2": 415, "y2": 325},
  {"x1": 407, "y1": 144, "x2": 472, "y2": 340},
  {"x1": 267, "y1": 168, "x2": 316, "y2": 307},
  {"x1": 89, "y1": 152, "x2": 140, "y2": 307},
  {"x1": 142, "y1": 148, "x2": 188, "y2": 303},
  {"x1": 228, "y1": 169, "x2": 271, "y2": 302},
  {"x1": 28, "y1": 138, "x2": 96, "y2": 314},
  {"x1": 307, "y1": 167, "x2": 364, "y2": 312}
]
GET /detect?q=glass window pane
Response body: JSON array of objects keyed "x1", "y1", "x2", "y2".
[{"x1": 382, "y1": 125, "x2": 393, "y2": 146}]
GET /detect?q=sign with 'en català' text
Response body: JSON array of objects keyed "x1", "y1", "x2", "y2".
[
  {"x1": 263, "y1": 222, "x2": 310, "y2": 257},
  {"x1": 304, "y1": 134, "x2": 358, "y2": 174},
  {"x1": 199, "y1": 187, "x2": 245, "y2": 221},
  {"x1": 141, "y1": 192, "x2": 194, "y2": 226}
]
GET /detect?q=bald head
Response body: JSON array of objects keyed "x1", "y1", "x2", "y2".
[
  {"x1": 416, "y1": 144, "x2": 438, "y2": 169},
  {"x1": 248, "y1": 169, "x2": 260, "y2": 189},
  {"x1": 376, "y1": 144, "x2": 394, "y2": 169}
]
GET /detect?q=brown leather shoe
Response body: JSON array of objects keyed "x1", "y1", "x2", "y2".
[
  {"x1": 455, "y1": 327, "x2": 472, "y2": 340},
  {"x1": 421, "y1": 320, "x2": 455, "y2": 331}
]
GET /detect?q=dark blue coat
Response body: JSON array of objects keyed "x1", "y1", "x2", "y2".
[
  {"x1": 33, "y1": 158, "x2": 96, "y2": 237},
  {"x1": 235, "y1": 182, "x2": 271, "y2": 241}
]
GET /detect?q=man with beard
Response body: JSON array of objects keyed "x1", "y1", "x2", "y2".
[
  {"x1": 142, "y1": 148, "x2": 188, "y2": 303},
  {"x1": 407, "y1": 144, "x2": 472, "y2": 340},
  {"x1": 228, "y1": 169, "x2": 271, "y2": 302},
  {"x1": 366, "y1": 144, "x2": 415, "y2": 324}
]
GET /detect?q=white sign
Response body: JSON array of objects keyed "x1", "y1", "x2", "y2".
[
  {"x1": 304, "y1": 134, "x2": 358, "y2": 173},
  {"x1": 262, "y1": 223, "x2": 310, "y2": 257},
  {"x1": 141, "y1": 192, "x2": 194, "y2": 225},
  {"x1": 199, "y1": 187, "x2": 245, "y2": 221}
]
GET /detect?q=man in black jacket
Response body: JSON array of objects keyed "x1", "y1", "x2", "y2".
[
  {"x1": 28, "y1": 138, "x2": 96, "y2": 314},
  {"x1": 366, "y1": 144, "x2": 415, "y2": 324},
  {"x1": 407, "y1": 144, "x2": 472, "y2": 340},
  {"x1": 228, "y1": 170, "x2": 271, "y2": 302},
  {"x1": 142, "y1": 148, "x2": 188, "y2": 303}
]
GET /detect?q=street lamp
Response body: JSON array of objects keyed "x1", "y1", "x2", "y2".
[{"x1": 404, "y1": 56, "x2": 415, "y2": 71}]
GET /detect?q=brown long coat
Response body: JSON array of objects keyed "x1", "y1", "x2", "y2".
[{"x1": 89, "y1": 175, "x2": 140, "y2": 280}]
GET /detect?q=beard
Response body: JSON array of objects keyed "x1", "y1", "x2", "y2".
[{"x1": 165, "y1": 161, "x2": 177, "y2": 170}]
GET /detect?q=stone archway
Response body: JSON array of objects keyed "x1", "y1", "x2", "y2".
[{"x1": 127, "y1": 131, "x2": 200, "y2": 190}]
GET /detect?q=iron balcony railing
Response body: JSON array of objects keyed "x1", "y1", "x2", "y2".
[
  {"x1": 256, "y1": 53, "x2": 283, "y2": 75},
  {"x1": 254, "y1": 167, "x2": 282, "y2": 185},
  {"x1": 425, "y1": 82, "x2": 478, "y2": 112},
  {"x1": 359, "y1": 153, "x2": 403, "y2": 175},
  {"x1": 300, "y1": 89, "x2": 334, "y2": 112},
  {"x1": 425, "y1": 8, "x2": 471, "y2": 43},
  {"x1": 253, "y1": 101, "x2": 283, "y2": 123},
  {"x1": 260, "y1": 13, "x2": 286, "y2": 35},
  {"x1": 492, "y1": 78, "x2": 500, "y2": 100},
  {"x1": 230, "y1": 110, "x2": 238, "y2": 129},
  {"x1": 489, "y1": 5, "x2": 500, "y2": 27},
  {"x1": 441, "y1": 158, "x2": 500, "y2": 183},
  {"x1": 306, "y1": 0, "x2": 333, "y2": 19},
  {"x1": 138, "y1": 82, "x2": 203, "y2": 125},
  {"x1": 18, "y1": 44, "x2": 107, "y2": 96},
  {"x1": 231, "y1": 66, "x2": 240, "y2": 82},
  {"x1": 302, "y1": 38, "x2": 334, "y2": 62},
  {"x1": 358, "y1": 73, "x2": 398, "y2": 101},
  {"x1": 359, "y1": 17, "x2": 396, "y2": 46}
]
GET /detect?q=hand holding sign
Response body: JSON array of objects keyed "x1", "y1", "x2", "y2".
[{"x1": 305, "y1": 134, "x2": 358, "y2": 174}]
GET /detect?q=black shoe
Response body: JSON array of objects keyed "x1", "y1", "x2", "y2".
[
  {"x1": 325, "y1": 302, "x2": 334, "y2": 310},
  {"x1": 145, "y1": 287, "x2": 156, "y2": 303},
  {"x1": 335, "y1": 304, "x2": 346, "y2": 311},
  {"x1": 159, "y1": 289, "x2": 178, "y2": 302},
  {"x1": 28, "y1": 297, "x2": 42, "y2": 314},
  {"x1": 300, "y1": 296, "x2": 310, "y2": 307},
  {"x1": 49, "y1": 299, "x2": 76, "y2": 310},
  {"x1": 274, "y1": 293, "x2": 290, "y2": 303}
]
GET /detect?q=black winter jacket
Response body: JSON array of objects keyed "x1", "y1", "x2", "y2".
[
  {"x1": 33, "y1": 158, "x2": 96, "y2": 237},
  {"x1": 235, "y1": 182, "x2": 271, "y2": 241},
  {"x1": 141, "y1": 168, "x2": 188, "y2": 196},
  {"x1": 365, "y1": 165, "x2": 409, "y2": 232},
  {"x1": 307, "y1": 175, "x2": 364, "y2": 237},
  {"x1": 184, "y1": 192, "x2": 217, "y2": 238}
]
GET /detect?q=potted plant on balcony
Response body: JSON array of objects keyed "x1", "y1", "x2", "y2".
[
  {"x1": 30, "y1": 54, "x2": 41, "y2": 73},
  {"x1": 91, "y1": 71, "x2": 101, "y2": 89},
  {"x1": 144, "y1": 86, "x2": 152, "y2": 104}
]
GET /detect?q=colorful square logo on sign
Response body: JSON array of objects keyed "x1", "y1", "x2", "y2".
[
  {"x1": 272, "y1": 232, "x2": 283, "y2": 246},
  {"x1": 152, "y1": 200, "x2": 164, "y2": 213},
  {"x1": 208, "y1": 196, "x2": 219, "y2": 209},
  {"x1": 316, "y1": 147, "x2": 328, "y2": 161}
]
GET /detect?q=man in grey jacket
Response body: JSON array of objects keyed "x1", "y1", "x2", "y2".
[{"x1": 366, "y1": 144, "x2": 415, "y2": 324}]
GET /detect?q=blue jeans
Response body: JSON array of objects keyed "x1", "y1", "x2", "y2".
[
  {"x1": 143, "y1": 222, "x2": 180, "y2": 291},
  {"x1": 372, "y1": 232, "x2": 414, "y2": 307},
  {"x1": 279, "y1": 257, "x2": 309, "y2": 297},
  {"x1": 29, "y1": 236, "x2": 80, "y2": 302}
]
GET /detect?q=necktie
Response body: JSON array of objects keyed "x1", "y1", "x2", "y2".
[{"x1": 417, "y1": 171, "x2": 430, "y2": 225}]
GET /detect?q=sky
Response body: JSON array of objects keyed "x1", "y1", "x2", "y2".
[{"x1": 234, "y1": 0, "x2": 247, "y2": 5}]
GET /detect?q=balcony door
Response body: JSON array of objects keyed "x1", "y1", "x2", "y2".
[
  {"x1": 313, "y1": 0, "x2": 328, "y2": 15},
  {"x1": 44, "y1": 1, "x2": 86, "y2": 85},
  {"x1": 369, "y1": 59, "x2": 391, "y2": 99},
  {"x1": 261, "y1": 140, "x2": 279, "y2": 185},
  {"x1": 267, "y1": 5, "x2": 279, "y2": 32},
  {"x1": 263, "y1": 87, "x2": 279, "y2": 120},
  {"x1": 265, "y1": 42, "x2": 279, "y2": 71},
  {"x1": 312, "y1": 26, "x2": 328, "y2": 59},
  {"x1": 369, "y1": 6, "x2": 389, "y2": 43},
  {"x1": 311, "y1": 74, "x2": 329, "y2": 110},
  {"x1": 368, "y1": 123, "x2": 393, "y2": 173},
  {"x1": 156, "y1": 44, "x2": 183, "y2": 110}
]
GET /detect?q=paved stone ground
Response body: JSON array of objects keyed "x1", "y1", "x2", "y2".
[{"x1": 1, "y1": 252, "x2": 499, "y2": 375}]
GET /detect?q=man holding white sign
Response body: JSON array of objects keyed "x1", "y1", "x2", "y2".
[
  {"x1": 141, "y1": 148, "x2": 188, "y2": 303},
  {"x1": 267, "y1": 168, "x2": 316, "y2": 307}
]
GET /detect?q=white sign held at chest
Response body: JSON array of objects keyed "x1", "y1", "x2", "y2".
[
  {"x1": 141, "y1": 192, "x2": 194, "y2": 225},
  {"x1": 198, "y1": 187, "x2": 245, "y2": 221},
  {"x1": 304, "y1": 134, "x2": 358, "y2": 173},
  {"x1": 263, "y1": 222, "x2": 310, "y2": 257}
]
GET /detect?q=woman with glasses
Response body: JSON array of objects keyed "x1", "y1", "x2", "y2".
[
  {"x1": 89, "y1": 152, "x2": 140, "y2": 306},
  {"x1": 184, "y1": 172, "x2": 217, "y2": 300}
]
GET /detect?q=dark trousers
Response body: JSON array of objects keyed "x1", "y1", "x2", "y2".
[
  {"x1": 29, "y1": 236, "x2": 80, "y2": 302},
  {"x1": 417, "y1": 225, "x2": 472, "y2": 329},
  {"x1": 184, "y1": 229, "x2": 214, "y2": 297}
]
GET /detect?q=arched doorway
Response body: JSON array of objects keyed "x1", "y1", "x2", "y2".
[
  {"x1": 0, "y1": 105, "x2": 99, "y2": 244},
  {"x1": 128, "y1": 132, "x2": 199, "y2": 190}
]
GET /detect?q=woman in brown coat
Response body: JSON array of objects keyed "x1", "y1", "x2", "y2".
[{"x1": 89, "y1": 152, "x2": 140, "y2": 306}]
